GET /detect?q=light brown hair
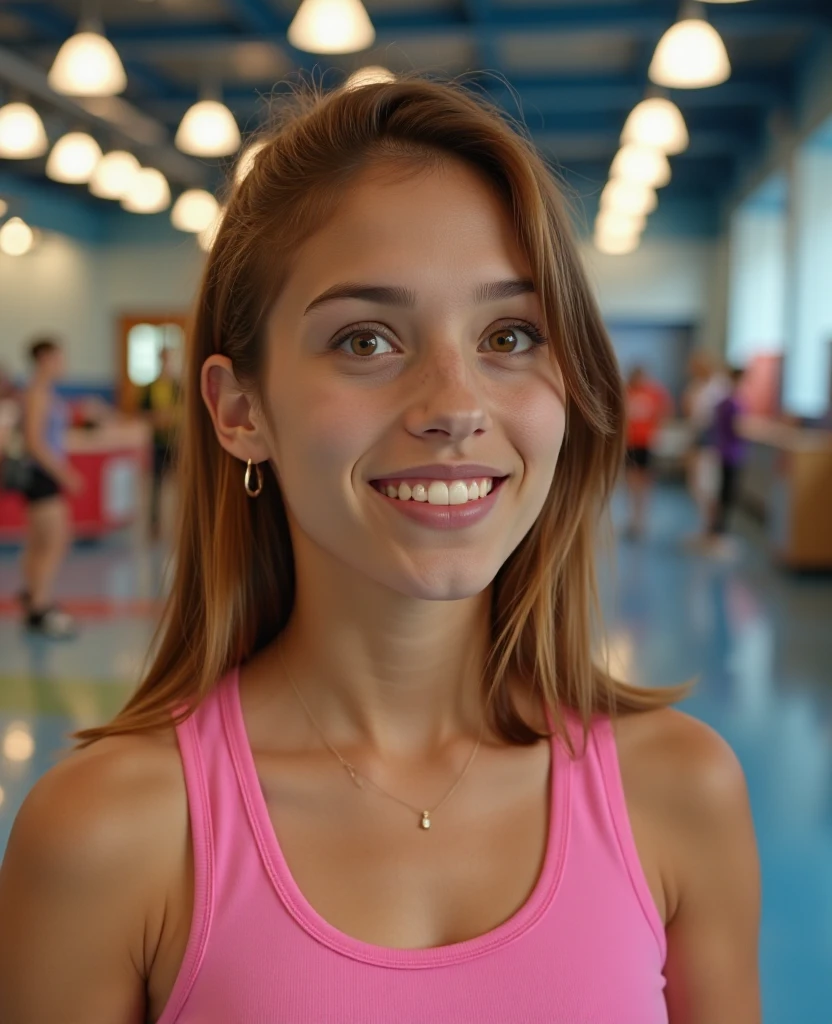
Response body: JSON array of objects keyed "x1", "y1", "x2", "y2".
[{"x1": 76, "y1": 78, "x2": 688, "y2": 750}]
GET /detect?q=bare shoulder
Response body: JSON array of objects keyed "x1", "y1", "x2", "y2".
[
  {"x1": 11, "y1": 727, "x2": 186, "y2": 873},
  {"x1": 613, "y1": 706, "x2": 748, "y2": 817},
  {"x1": 612, "y1": 706, "x2": 756, "y2": 924},
  {"x1": 0, "y1": 727, "x2": 190, "y2": 1021}
]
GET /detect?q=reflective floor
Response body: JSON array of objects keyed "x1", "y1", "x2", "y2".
[{"x1": 1, "y1": 485, "x2": 830, "y2": 1022}]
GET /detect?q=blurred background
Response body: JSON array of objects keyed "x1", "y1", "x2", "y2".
[{"x1": 0, "y1": 0, "x2": 831, "y2": 1020}]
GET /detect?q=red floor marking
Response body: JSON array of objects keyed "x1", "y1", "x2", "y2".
[{"x1": 0, "y1": 597, "x2": 161, "y2": 618}]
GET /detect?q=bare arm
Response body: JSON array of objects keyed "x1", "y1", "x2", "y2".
[
  {"x1": 663, "y1": 720, "x2": 762, "y2": 1024},
  {"x1": 0, "y1": 735, "x2": 186, "y2": 1024}
]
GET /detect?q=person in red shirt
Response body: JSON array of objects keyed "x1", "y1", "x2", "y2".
[{"x1": 624, "y1": 366, "x2": 673, "y2": 539}]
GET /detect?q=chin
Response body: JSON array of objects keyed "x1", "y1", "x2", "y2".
[{"x1": 381, "y1": 556, "x2": 502, "y2": 602}]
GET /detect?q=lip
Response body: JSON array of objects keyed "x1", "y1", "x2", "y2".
[
  {"x1": 369, "y1": 463, "x2": 508, "y2": 482},
  {"x1": 369, "y1": 476, "x2": 506, "y2": 531}
]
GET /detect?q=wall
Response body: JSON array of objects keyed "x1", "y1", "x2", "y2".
[
  {"x1": 0, "y1": 235, "x2": 203, "y2": 383},
  {"x1": 1, "y1": 225, "x2": 714, "y2": 387}
]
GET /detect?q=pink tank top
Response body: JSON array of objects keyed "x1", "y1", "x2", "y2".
[{"x1": 158, "y1": 669, "x2": 667, "y2": 1023}]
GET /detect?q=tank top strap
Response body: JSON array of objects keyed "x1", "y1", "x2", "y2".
[
  {"x1": 167, "y1": 672, "x2": 244, "y2": 1022},
  {"x1": 580, "y1": 712, "x2": 667, "y2": 960}
]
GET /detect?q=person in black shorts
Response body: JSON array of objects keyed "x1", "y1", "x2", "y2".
[{"x1": 19, "y1": 338, "x2": 83, "y2": 638}]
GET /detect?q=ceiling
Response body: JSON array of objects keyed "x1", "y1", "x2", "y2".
[{"x1": 1, "y1": 0, "x2": 830, "y2": 222}]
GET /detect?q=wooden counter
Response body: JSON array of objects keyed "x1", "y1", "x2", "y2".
[{"x1": 740, "y1": 416, "x2": 832, "y2": 569}]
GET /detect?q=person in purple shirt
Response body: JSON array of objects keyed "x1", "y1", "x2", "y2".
[{"x1": 710, "y1": 367, "x2": 746, "y2": 538}]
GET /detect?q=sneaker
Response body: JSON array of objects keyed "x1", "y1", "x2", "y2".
[{"x1": 26, "y1": 607, "x2": 78, "y2": 639}]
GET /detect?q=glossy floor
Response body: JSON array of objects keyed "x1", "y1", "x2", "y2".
[{"x1": 0, "y1": 485, "x2": 830, "y2": 1022}]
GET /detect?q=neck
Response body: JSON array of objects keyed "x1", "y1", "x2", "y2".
[{"x1": 270, "y1": 544, "x2": 495, "y2": 758}]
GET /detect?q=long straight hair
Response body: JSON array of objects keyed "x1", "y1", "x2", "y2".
[{"x1": 76, "y1": 78, "x2": 689, "y2": 750}]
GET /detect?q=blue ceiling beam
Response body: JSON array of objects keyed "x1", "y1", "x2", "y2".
[
  {"x1": 100, "y1": 3, "x2": 832, "y2": 52},
  {"x1": 225, "y1": 0, "x2": 284, "y2": 35}
]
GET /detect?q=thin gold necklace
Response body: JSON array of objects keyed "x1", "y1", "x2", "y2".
[{"x1": 284, "y1": 662, "x2": 487, "y2": 831}]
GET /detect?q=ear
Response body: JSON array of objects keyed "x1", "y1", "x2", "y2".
[{"x1": 200, "y1": 355, "x2": 272, "y2": 465}]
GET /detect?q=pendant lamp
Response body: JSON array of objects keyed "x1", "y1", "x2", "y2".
[
  {"x1": 46, "y1": 132, "x2": 102, "y2": 183},
  {"x1": 610, "y1": 143, "x2": 672, "y2": 189},
  {"x1": 621, "y1": 97, "x2": 689, "y2": 155},
  {"x1": 171, "y1": 189, "x2": 220, "y2": 233},
  {"x1": 121, "y1": 168, "x2": 171, "y2": 214},
  {"x1": 0, "y1": 103, "x2": 48, "y2": 159},
  {"x1": 288, "y1": 0, "x2": 375, "y2": 54},
  {"x1": 175, "y1": 99, "x2": 241, "y2": 157},
  {"x1": 48, "y1": 24, "x2": 127, "y2": 97},
  {"x1": 0, "y1": 217, "x2": 35, "y2": 256},
  {"x1": 89, "y1": 150, "x2": 140, "y2": 199},
  {"x1": 649, "y1": 11, "x2": 731, "y2": 89}
]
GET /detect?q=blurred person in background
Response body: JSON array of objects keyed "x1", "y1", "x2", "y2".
[
  {"x1": 0, "y1": 80, "x2": 760, "y2": 1024},
  {"x1": 707, "y1": 367, "x2": 748, "y2": 558},
  {"x1": 0, "y1": 362, "x2": 21, "y2": 454},
  {"x1": 140, "y1": 346, "x2": 181, "y2": 540},
  {"x1": 18, "y1": 337, "x2": 83, "y2": 639},
  {"x1": 682, "y1": 351, "x2": 730, "y2": 539},
  {"x1": 623, "y1": 365, "x2": 672, "y2": 540}
]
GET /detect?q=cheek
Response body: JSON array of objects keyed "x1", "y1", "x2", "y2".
[
  {"x1": 506, "y1": 380, "x2": 566, "y2": 478},
  {"x1": 269, "y1": 377, "x2": 384, "y2": 494}
]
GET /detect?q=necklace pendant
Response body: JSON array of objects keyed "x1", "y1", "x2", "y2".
[{"x1": 420, "y1": 811, "x2": 431, "y2": 830}]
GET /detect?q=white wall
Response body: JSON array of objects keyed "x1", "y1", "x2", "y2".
[
  {"x1": 581, "y1": 238, "x2": 717, "y2": 338},
  {"x1": 727, "y1": 205, "x2": 787, "y2": 366},
  {"x1": 783, "y1": 145, "x2": 832, "y2": 418},
  {"x1": 1, "y1": 230, "x2": 715, "y2": 384},
  {"x1": 0, "y1": 236, "x2": 203, "y2": 383}
]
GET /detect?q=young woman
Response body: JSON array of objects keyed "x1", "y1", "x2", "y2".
[
  {"x1": 17, "y1": 337, "x2": 82, "y2": 638},
  {"x1": 0, "y1": 80, "x2": 760, "y2": 1023}
]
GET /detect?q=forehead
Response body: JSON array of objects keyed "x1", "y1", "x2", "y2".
[{"x1": 284, "y1": 158, "x2": 531, "y2": 299}]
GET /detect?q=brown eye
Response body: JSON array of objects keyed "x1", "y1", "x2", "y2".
[
  {"x1": 336, "y1": 329, "x2": 395, "y2": 357},
  {"x1": 487, "y1": 328, "x2": 520, "y2": 353},
  {"x1": 483, "y1": 326, "x2": 541, "y2": 355}
]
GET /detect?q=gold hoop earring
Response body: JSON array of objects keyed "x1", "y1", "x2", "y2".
[{"x1": 244, "y1": 459, "x2": 264, "y2": 498}]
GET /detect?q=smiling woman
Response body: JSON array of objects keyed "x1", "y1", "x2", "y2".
[{"x1": 0, "y1": 78, "x2": 760, "y2": 1024}]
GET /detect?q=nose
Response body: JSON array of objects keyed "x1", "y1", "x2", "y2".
[{"x1": 402, "y1": 347, "x2": 492, "y2": 445}]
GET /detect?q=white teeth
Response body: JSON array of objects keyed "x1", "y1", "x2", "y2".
[
  {"x1": 428, "y1": 481, "x2": 449, "y2": 505},
  {"x1": 379, "y1": 478, "x2": 497, "y2": 504}
]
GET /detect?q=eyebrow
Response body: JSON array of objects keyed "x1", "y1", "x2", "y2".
[{"x1": 303, "y1": 278, "x2": 536, "y2": 316}]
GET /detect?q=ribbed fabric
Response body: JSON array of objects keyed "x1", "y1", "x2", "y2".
[{"x1": 158, "y1": 669, "x2": 667, "y2": 1024}]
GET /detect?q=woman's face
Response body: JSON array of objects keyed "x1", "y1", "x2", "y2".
[{"x1": 256, "y1": 158, "x2": 566, "y2": 601}]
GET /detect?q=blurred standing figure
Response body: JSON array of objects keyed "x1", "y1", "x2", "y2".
[
  {"x1": 624, "y1": 366, "x2": 672, "y2": 540},
  {"x1": 683, "y1": 351, "x2": 730, "y2": 537},
  {"x1": 708, "y1": 367, "x2": 747, "y2": 554},
  {"x1": 20, "y1": 338, "x2": 83, "y2": 638},
  {"x1": 140, "y1": 347, "x2": 181, "y2": 539}
]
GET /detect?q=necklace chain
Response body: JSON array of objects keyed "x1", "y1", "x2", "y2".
[{"x1": 284, "y1": 658, "x2": 487, "y2": 830}]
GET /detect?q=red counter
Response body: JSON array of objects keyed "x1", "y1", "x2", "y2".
[{"x1": 0, "y1": 420, "x2": 151, "y2": 543}]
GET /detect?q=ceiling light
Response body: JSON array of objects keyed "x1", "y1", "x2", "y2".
[
  {"x1": 610, "y1": 143, "x2": 672, "y2": 189},
  {"x1": 171, "y1": 189, "x2": 220, "y2": 233},
  {"x1": 621, "y1": 97, "x2": 689, "y2": 155},
  {"x1": 649, "y1": 16, "x2": 731, "y2": 89},
  {"x1": 46, "y1": 132, "x2": 102, "y2": 183},
  {"x1": 288, "y1": 0, "x2": 376, "y2": 54},
  {"x1": 601, "y1": 179, "x2": 658, "y2": 217},
  {"x1": 0, "y1": 217, "x2": 35, "y2": 256},
  {"x1": 596, "y1": 209, "x2": 647, "y2": 237},
  {"x1": 47, "y1": 26, "x2": 127, "y2": 97},
  {"x1": 121, "y1": 167, "x2": 171, "y2": 214},
  {"x1": 234, "y1": 138, "x2": 267, "y2": 185},
  {"x1": 197, "y1": 210, "x2": 223, "y2": 252},
  {"x1": 595, "y1": 229, "x2": 641, "y2": 256},
  {"x1": 344, "y1": 65, "x2": 396, "y2": 90},
  {"x1": 89, "y1": 150, "x2": 140, "y2": 199},
  {"x1": 0, "y1": 102, "x2": 48, "y2": 159},
  {"x1": 175, "y1": 99, "x2": 241, "y2": 157}
]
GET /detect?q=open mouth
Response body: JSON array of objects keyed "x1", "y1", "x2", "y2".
[{"x1": 369, "y1": 476, "x2": 508, "y2": 506}]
